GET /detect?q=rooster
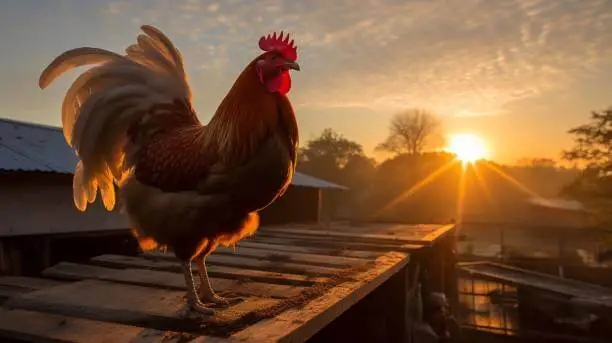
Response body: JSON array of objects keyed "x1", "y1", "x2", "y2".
[{"x1": 39, "y1": 25, "x2": 300, "y2": 316}]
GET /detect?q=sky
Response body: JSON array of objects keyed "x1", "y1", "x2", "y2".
[{"x1": 2, "y1": 0, "x2": 612, "y2": 164}]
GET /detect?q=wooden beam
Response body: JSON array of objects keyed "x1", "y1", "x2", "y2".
[
  {"x1": 196, "y1": 254, "x2": 347, "y2": 277},
  {"x1": 248, "y1": 236, "x2": 422, "y2": 253},
  {"x1": 0, "y1": 240, "x2": 6, "y2": 275},
  {"x1": 257, "y1": 226, "x2": 454, "y2": 246},
  {"x1": 0, "y1": 276, "x2": 66, "y2": 291},
  {"x1": 42, "y1": 237, "x2": 51, "y2": 271},
  {"x1": 0, "y1": 276, "x2": 67, "y2": 303},
  {"x1": 231, "y1": 241, "x2": 381, "y2": 259},
  {"x1": 230, "y1": 251, "x2": 410, "y2": 343},
  {"x1": 8, "y1": 241, "x2": 21, "y2": 275},
  {"x1": 145, "y1": 248, "x2": 367, "y2": 269},
  {"x1": 3, "y1": 279, "x2": 280, "y2": 333},
  {"x1": 317, "y1": 188, "x2": 323, "y2": 225},
  {"x1": 43, "y1": 262, "x2": 305, "y2": 299},
  {"x1": 0, "y1": 308, "x2": 213, "y2": 343},
  {"x1": 0, "y1": 287, "x2": 31, "y2": 304},
  {"x1": 90, "y1": 255, "x2": 328, "y2": 287},
  {"x1": 385, "y1": 264, "x2": 409, "y2": 343}
]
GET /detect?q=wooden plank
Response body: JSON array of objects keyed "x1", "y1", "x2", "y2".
[
  {"x1": 3, "y1": 279, "x2": 280, "y2": 334},
  {"x1": 222, "y1": 249, "x2": 362, "y2": 268},
  {"x1": 0, "y1": 277, "x2": 67, "y2": 304},
  {"x1": 231, "y1": 251, "x2": 410, "y2": 342},
  {"x1": 420, "y1": 224, "x2": 455, "y2": 242},
  {"x1": 249, "y1": 236, "x2": 422, "y2": 253},
  {"x1": 44, "y1": 262, "x2": 305, "y2": 299},
  {"x1": 0, "y1": 276, "x2": 66, "y2": 291},
  {"x1": 90, "y1": 255, "x2": 328, "y2": 287},
  {"x1": 43, "y1": 262, "x2": 123, "y2": 281},
  {"x1": 0, "y1": 308, "x2": 199, "y2": 343},
  {"x1": 233, "y1": 241, "x2": 381, "y2": 259},
  {"x1": 258, "y1": 226, "x2": 439, "y2": 245},
  {"x1": 217, "y1": 247, "x2": 367, "y2": 268},
  {"x1": 197, "y1": 254, "x2": 346, "y2": 277},
  {"x1": 279, "y1": 223, "x2": 455, "y2": 242},
  {"x1": 145, "y1": 248, "x2": 366, "y2": 269},
  {"x1": 0, "y1": 285, "x2": 30, "y2": 303}
]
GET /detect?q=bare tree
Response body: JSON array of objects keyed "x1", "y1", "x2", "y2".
[{"x1": 376, "y1": 108, "x2": 443, "y2": 155}]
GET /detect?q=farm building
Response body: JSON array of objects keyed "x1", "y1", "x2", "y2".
[{"x1": 0, "y1": 117, "x2": 346, "y2": 275}]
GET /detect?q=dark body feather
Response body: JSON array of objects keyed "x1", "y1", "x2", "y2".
[{"x1": 124, "y1": 57, "x2": 299, "y2": 261}]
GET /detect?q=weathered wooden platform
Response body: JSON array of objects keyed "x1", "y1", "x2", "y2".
[{"x1": 0, "y1": 223, "x2": 455, "y2": 343}]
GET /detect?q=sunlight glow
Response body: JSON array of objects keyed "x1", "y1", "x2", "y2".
[
  {"x1": 447, "y1": 133, "x2": 488, "y2": 163},
  {"x1": 483, "y1": 162, "x2": 543, "y2": 199},
  {"x1": 371, "y1": 160, "x2": 459, "y2": 219}
]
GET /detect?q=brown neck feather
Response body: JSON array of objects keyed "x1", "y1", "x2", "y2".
[{"x1": 206, "y1": 60, "x2": 293, "y2": 166}]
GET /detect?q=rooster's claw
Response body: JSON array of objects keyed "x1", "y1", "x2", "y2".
[{"x1": 178, "y1": 300, "x2": 215, "y2": 318}]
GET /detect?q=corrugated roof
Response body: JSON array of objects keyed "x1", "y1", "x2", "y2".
[
  {"x1": 0, "y1": 118, "x2": 77, "y2": 173},
  {"x1": 292, "y1": 171, "x2": 348, "y2": 190},
  {"x1": 0, "y1": 117, "x2": 347, "y2": 190}
]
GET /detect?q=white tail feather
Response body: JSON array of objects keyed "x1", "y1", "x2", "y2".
[
  {"x1": 40, "y1": 25, "x2": 192, "y2": 212},
  {"x1": 72, "y1": 161, "x2": 89, "y2": 212}
]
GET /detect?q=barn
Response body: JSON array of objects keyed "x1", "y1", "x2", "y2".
[{"x1": 0, "y1": 117, "x2": 346, "y2": 275}]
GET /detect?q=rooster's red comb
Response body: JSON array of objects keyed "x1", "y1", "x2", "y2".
[{"x1": 258, "y1": 31, "x2": 298, "y2": 61}]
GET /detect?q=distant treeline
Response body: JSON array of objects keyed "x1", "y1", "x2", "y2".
[{"x1": 296, "y1": 128, "x2": 578, "y2": 224}]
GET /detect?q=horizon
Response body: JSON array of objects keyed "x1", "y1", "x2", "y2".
[{"x1": 2, "y1": 0, "x2": 612, "y2": 164}]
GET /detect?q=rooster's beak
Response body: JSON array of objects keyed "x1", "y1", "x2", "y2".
[{"x1": 285, "y1": 61, "x2": 300, "y2": 71}]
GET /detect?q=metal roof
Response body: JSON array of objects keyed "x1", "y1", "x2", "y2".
[
  {"x1": 291, "y1": 171, "x2": 347, "y2": 190},
  {"x1": 0, "y1": 117, "x2": 347, "y2": 190},
  {"x1": 0, "y1": 117, "x2": 77, "y2": 173}
]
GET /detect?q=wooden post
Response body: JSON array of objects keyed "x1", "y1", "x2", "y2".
[
  {"x1": 442, "y1": 234, "x2": 458, "y2": 310},
  {"x1": 0, "y1": 240, "x2": 6, "y2": 275},
  {"x1": 385, "y1": 265, "x2": 409, "y2": 343},
  {"x1": 316, "y1": 188, "x2": 322, "y2": 225},
  {"x1": 41, "y1": 236, "x2": 51, "y2": 270},
  {"x1": 7, "y1": 240, "x2": 21, "y2": 276}
]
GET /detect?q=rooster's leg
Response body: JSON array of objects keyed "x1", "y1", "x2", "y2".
[
  {"x1": 196, "y1": 257, "x2": 243, "y2": 306},
  {"x1": 178, "y1": 260, "x2": 215, "y2": 317}
]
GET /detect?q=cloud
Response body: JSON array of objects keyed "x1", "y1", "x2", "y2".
[
  {"x1": 104, "y1": 1, "x2": 131, "y2": 15},
  {"x1": 102, "y1": 0, "x2": 612, "y2": 117}
]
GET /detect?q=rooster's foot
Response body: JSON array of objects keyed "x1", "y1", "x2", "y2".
[
  {"x1": 202, "y1": 294, "x2": 244, "y2": 307},
  {"x1": 178, "y1": 299, "x2": 215, "y2": 318},
  {"x1": 197, "y1": 287, "x2": 243, "y2": 307}
]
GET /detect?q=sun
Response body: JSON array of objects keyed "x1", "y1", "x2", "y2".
[{"x1": 447, "y1": 133, "x2": 488, "y2": 163}]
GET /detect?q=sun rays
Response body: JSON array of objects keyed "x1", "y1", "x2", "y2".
[
  {"x1": 447, "y1": 133, "x2": 489, "y2": 165},
  {"x1": 371, "y1": 134, "x2": 544, "y2": 224}
]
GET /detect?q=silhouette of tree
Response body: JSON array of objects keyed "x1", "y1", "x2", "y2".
[
  {"x1": 376, "y1": 109, "x2": 443, "y2": 156},
  {"x1": 297, "y1": 129, "x2": 375, "y2": 220},
  {"x1": 341, "y1": 154, "x2": 377, "y2": 189},
  {"x1": 298, "y1": 128, "x2": 366, "y2": 185},
  {"x1": 563, "y1": 108, "x2": 612, "y2": 174},
  {"x1": 562, "y1": 107, "x2": 612, "y2": 197}
]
